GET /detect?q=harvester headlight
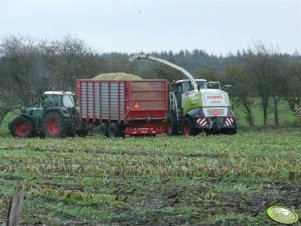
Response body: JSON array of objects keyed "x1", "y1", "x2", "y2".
[{"x1": 213, "y1": 109, "x2": 219, "y2": 116}]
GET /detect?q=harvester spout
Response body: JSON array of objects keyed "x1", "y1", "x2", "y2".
[{"x1": 129, "y1": 54, "x2": 198, "y2": 91}]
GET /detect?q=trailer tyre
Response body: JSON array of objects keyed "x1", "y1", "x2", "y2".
[
  {"x1": 9, "y1": 116, "x2": 34, "y2": 138},
  {"x1": 166, "y1": 112, "x2": 177, "y2": 136},
  {"x1": 182, "y1": 117, "x2": 196, "y2": 136},
  {"x1": 99, "y1": 122, "x2": 109, "y2": 137},
  {"x1": 108, "y1": 122, "x2": 123, "y2": 138},
  {"x1": 43, "y1": 111, "x2": 66, "y2": 138}
]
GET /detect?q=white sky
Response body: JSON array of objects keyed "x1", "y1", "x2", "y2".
[{"x1": 0, "y1": 0, "x2": 300, "y2": 55}]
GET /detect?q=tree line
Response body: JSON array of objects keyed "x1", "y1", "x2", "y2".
[{"x1": 0, "y1": 35, "x2": 300, "y2": 127}]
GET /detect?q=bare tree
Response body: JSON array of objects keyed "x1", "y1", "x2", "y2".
[
  {"x1": 52, "y1": 35, "x2": 101, "y2": 90},
  {"x1": 286, "y1": 61, "x2": 301, "y2": 112},
  {"x1": 0, "y1": 36, "x2": 38, "y2": 106},
  {"x1": 225, "y1": 65, "x2": 256, "y2": 127}
]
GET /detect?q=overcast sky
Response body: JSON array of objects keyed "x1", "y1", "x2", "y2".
[{"x1": 0, "y1": 0, "x2": 300, "y2": 55}]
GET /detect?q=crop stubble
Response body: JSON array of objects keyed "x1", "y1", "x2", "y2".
[{"x1": 0, "y1": 129, "x2": 300, "y2": 225}]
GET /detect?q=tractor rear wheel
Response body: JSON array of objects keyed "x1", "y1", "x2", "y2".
[
  {"x1": 108, "y1": 122, "x2": 123, "y2": 138},
  {"x1": 166, "y1": 112, "x2": 178, "y2": 136},
  {"x1": 9, "y1": 116, "x2": 34, "y2": 138},
  {"x1": 43, "y1": 112, "x2": 66, "y2": 138},
  {"x1": 182, "y1": 117, "x2": 196, "y2": 136},
  {"x1": 99, "y1": 122, "x2": 109, "y2": 137}
]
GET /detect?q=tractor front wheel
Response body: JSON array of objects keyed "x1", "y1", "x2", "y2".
[
  {"x1": 9, "y1": 116, "x2": 34, "y2": 138},
  {"x1": 43, "y1": 112, "x2": 66, "y2": 138},
  {"x1": 166, "y1": 112, "x2": 178, "y2": 136}
]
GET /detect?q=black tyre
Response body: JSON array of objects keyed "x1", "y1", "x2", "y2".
[
  {"x1": 99, "y1": 122, "x2": 109, "y2": 137},
  {"x1": 9, "y1": 116, "x2": 34, "y2": 138},
  {"x1": 43, "y1": 111, "x2": 66, "y2": 138},
  {"x1": 76, "y1": 129, "x2": 89, "y2": 137},
  {"x1": 108, "y1": 122, "x2": 123, "y2": 138},
  {"x1": 76, "y1": 122, "x2": 89, "y2": 137},
  {"x1": 182, "y1": 117, "x2": 197, "y2": 136},
  {"x1": 166, "y1": 112, "x2": 178, "y2": 136}
]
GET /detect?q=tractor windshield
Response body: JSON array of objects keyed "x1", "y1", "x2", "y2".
[
  {"x1": 197, "y1": 81, "x2": 207, "y2": 89},
  {"x1": 63, "y1": 95, "x2": 75, "y2": 108}
]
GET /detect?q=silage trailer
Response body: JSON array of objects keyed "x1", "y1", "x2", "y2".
[{"x1": 76, "y1": 79, "x2": 168, "y2": 137}]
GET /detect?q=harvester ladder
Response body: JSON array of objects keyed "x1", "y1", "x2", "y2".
[{"x1": 169, "y1": 92, "x2": 178, "y2": 118}]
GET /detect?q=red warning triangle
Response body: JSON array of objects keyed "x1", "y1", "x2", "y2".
[{"x1": 134, "y1": 102, "x2": 140, "y2": 109}]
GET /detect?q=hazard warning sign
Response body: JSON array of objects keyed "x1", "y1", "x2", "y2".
[{"x1": 134, "y1": 102, "x2": 140, "y2": 109}]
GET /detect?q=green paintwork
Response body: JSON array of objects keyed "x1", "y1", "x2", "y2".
[
  {"x1": 23, "y1": 107, "x2": 44, "y2": 119},
  {"x1": 183, "y1": 91, "x2": 202, "y2": 116}
]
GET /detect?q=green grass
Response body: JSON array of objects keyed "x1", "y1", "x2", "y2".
[
  {"x1": 0, "y1": 130, "x2": 300, "y2": 225},
  {"x1": 0, "y1": 112, "x2": 18, "y2": 136}
]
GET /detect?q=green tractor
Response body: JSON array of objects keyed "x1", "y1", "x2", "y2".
[{"x1": 9, "y1": 91, "x2": 88, "y2": 138}]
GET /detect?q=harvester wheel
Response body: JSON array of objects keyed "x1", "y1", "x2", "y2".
[
  {"x1": 9, "y1": 116, "x2": 34, "y2": 138},
  {"x1": 99, "y1": 122, "x2": 109, "y2": 137},
  {"x1": 43, "y1": 111, "x2": 66, "y2": 138},
  {"x1": 182, "y1": 117, "x2": 196, "y2": 136},
  {"x1": 166, "y1": 112, "x2": 177, "y2": 136},
  {"x1": 108, "y1": 122, "x2": 123, "y2": 138}
]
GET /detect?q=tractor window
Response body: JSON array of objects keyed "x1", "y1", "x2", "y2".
[
  {"x1": 43, "y1": 95, "x2": 61, "y2": 108},
  {"x1": 182, "y1": 82, "x2": 191, "y2": 93},
  {"x1": 197, "y1": 81, "x2": 207, "y2": 89},
  {"x1": 63, "y1": 95, "x2": 75, "y2": 108}
]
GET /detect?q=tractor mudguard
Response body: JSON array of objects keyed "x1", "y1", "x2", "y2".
[
  {"x1": 43, "y1": 107, "x2": 70, "y2": 118},
  {"x1": 185, "y1": 108, "x2": 203, "y2": 129},
  {"x1": 18, "y1": 113, "x2": 37, "y2": 130},
  {"x1": 185, "y1": 108, "x2": 202, "y2": 119}
]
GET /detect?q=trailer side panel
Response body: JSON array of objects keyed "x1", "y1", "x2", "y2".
[
  {"x1": 125, "y1": 80, "x2": 168, "y2": 121},
  {"x1": 77, "y1": 80, "x2": 125, "y2": 122},
  {"x1": 76, "y1": 79, "x2": 167, "y2": 135}
]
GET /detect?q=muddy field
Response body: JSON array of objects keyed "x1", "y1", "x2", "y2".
[{"x1": 0, "y1": 129, "x2": 300, "y2": 225}]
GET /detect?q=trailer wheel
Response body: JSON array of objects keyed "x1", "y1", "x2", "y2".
[
  {"x1": 99, "y1": 122, "x2": 109, "y2": 137},
  {"x1": 43, "y1": 111, "x2": 66, "y2": 138},
  {"x1": 9, "y1": 116, "x2": 34, "y2": 138},
  {"x1": 182, "y1": 117, "x2": 196, "y2": 136},
  {"x1": 108, "y1": 122, "x2": 123, "y2": 138},
  {"x1": 166, "y1": 112, "x2": 177, "y2": 136}
]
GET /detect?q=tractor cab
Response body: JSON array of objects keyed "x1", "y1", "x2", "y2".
[
  {"x1": 42, "y1": 91, "x2": 75, "y2": 109},
  {"x1": 173, "y1": 79, "x2": 207, "y2": 108},
  {"x1": 207, "y1": 81, "x2": 221, "y2": 89}
]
